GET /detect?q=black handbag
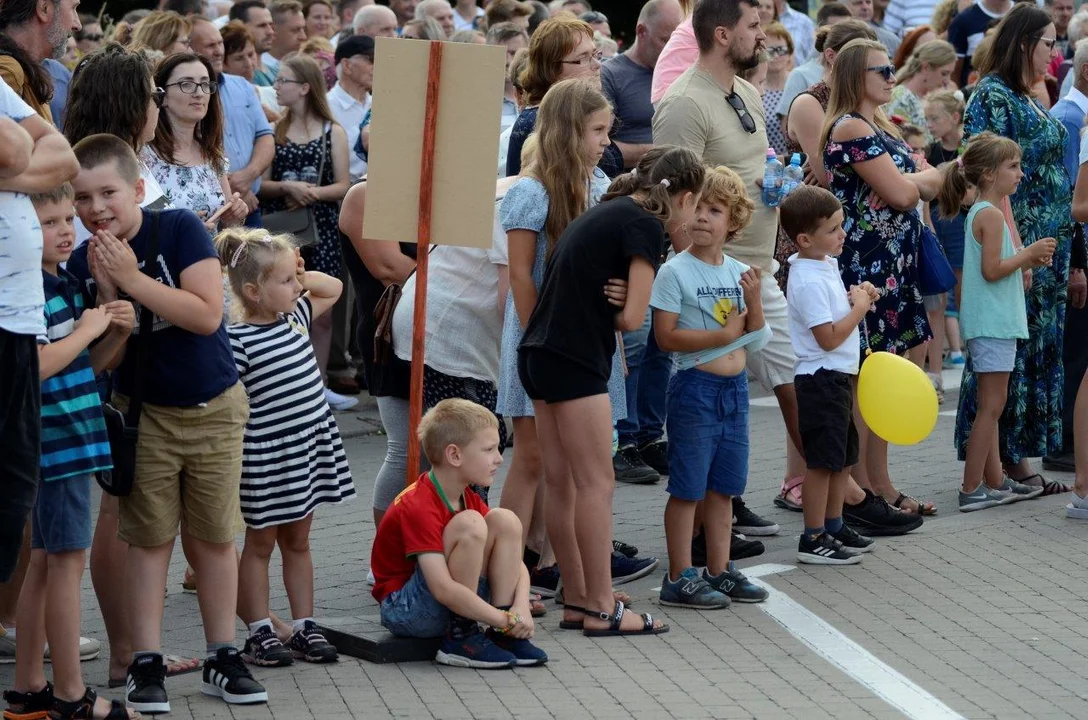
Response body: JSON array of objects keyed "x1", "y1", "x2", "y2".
[
  {"x1": 262, "y1": 122, "x2": 329, "y2": 247},
  {"x1": 98, "y1": 211, "x2": 159, "y2": 497}
]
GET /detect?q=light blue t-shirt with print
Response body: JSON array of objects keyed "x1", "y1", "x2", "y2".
[
  {"x1": 0, "y1": 82, "x2": 44, "y2": 337},
  {"x1": 650, "y1": 249, "x2": 771, "y2": 371}
]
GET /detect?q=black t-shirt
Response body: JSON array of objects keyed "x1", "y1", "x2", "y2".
[{"x1": 519, "y1": 196, "x2": 663, "y2": 378}]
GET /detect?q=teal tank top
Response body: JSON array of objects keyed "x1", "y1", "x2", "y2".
[{"x1": 959, "y1": 200, "x2": 1029, "y2": 341}]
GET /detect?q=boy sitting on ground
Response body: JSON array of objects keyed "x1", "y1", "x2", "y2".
[{"x1": 370, "y1": 399, "x2": 548, "y2": 669}]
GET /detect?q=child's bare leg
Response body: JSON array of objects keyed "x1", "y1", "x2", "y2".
[
  {"x1": 189, "y1": 538, "x2": 240, "y2": 646},
  {"x1": 1075, "y1": 372, "x2": 1088, "y2": 497},
  {"x1": 926, "y1": 301, "x2": 946, "y2": 374},
  {"x1": 963, "y1": 372, "x2": 1009, "y2": 493},
  {"x1": 90, "y1": 493, "x2": 131, "y2": 680},
  {"x1": 443, "y1": 511, "x2": 487, "y2": 589},
  {"x1": 237, "y1": 527, "x2": 278, "y2": 625},
  {"x1": 277, "y1": 516, "x2": 315, "y2": 621},
  {"x1": 702, "y1": 492, "x2": 732, "y2": 576},
  {"x1": 826, "y1": 471, "x2": 849, "y2": 526},
  {"x1": 482, "y1": 509, "x2": 525, "y2": 608},
  {"x1": 126, "y1": 543, "x2": 172, "y2": 653},
  {"x1": 45, "y1": 550, "x2": 88, "y2": 701},
  {"x1": 692, "y1": 500, "x2": 704, "y2": 538},
  {"x1": 12, "y1": 550, "x2": 47, "y2": 693},
  {"x1": 664, "y1": 497, "x2": 697, "y2": 578},
  {"x1": 802, "y1": 468, "x2": 831, "y2": 534},
  {"x1": 498, "y1": 417, "x2": 544, "y2": 546}
]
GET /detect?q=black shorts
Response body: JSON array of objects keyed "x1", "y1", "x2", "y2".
[
  {"x1": 517, "y1": 348, "x2": 608, "y2": 405},
  {"x1": 0, "y1": 329, "x2": 41, "y2": 581},
  {"x1": 795, "y1": 369, "x2": 858, "y2": 473}
]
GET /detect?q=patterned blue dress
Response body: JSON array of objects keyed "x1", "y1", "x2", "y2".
[
  {"x1": 954, "y1": 75, "x2": 1073, "y2": 463},
  {"x1": 496, "y1": 168, "x2": 627, "y2": 421},
  {"x1": 824, "y1": 113, "x2": 932, "y2": 355}
]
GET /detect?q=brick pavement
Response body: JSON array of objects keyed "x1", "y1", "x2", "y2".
[{"x1": 4, "y1": 385, "x2": 1088, "y2": 719}]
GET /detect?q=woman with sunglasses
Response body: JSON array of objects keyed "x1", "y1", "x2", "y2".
[
  {"x1": 955, "y1": 4, "x2": 1080, "y2": 496},
  {"x1": 821, "y1": 38, "x2": 942, "y2": 516},
  {"x1": 144, "y1": 53, "x2": 249, "y2": 231}
]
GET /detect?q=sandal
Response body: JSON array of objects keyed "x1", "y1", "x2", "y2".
[
  {"x1": 555, "y1": 588, "x2": 633, "y2": 607},
  {"x1": 52, "y1": 688, "x2": 133, "y2": 719},
  {"x1": 582, "y1": 601, "x2": 668, "y2": 637},
  {"x1": 558, "y1": 604, "x2": 586, "y2": 630},
  {"x1": 3, "y1": 683, "x2": 53, "y2": 720},
  {"x1": 529, "y1": 594, "x2": 547, "y2": 618},
  {"x1": 107, "y1": 654, "x2": 200, "y2": 688},
  {"x1": 893, "y1": 493, "x2": 937, "y2": 516},
  {"x1": 181, "y1": 567, "x2": 196, "y2": 594},
  {"x1": 773, "y1": 476, "x2": 804, "y2": 512},
  {"x1": 1016, "y1": 473, "x2": 1071, "y2": 495}
]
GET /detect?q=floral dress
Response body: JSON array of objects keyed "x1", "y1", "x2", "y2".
[
  {"x1": 824, "y1": 113, "x2": 932, "y2": 355},
  {"x1": 262, "y1": 123, "x2": 341, "y2": 276},
  {"x1": 954, "y1": 74, "x2": 1073, "y2": 463},
  {"x1": 141, "y1": 147, "x2": 225, "y2": 221},
  {"x1": 885, "y1": 85, "x2": 929, "y2": 141}
]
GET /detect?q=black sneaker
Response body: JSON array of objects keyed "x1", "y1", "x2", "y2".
[
  {"x1": 733, "y1": 498, "x2": 780, "y2": 536},
  {"x1": 529, "y1": 564, "x2": 560, "y2": 599},
  {"x1": 692, "y1": 531, "x2": 763, "y2": 566},
  {"x1": 638, "y1": 439, "x2": 669, "y2": 476},
  {"x1": 612, "y1": 539, "x2": 639, "y2": 558},
  {"x1": 202, "y1": 647, "x2": 269, "y2": 705},
  {"x1": 797, "y1": 533, "x2": 862, "y2": 565},
  {"x1": 613, "y1": 445, "x2": 660, "y2": 484},
  {"x1": 1043, "y1": 453, "x2": 1075, "y2": 472},
  {"x1": 242, "y1": 625, "x2": 294, "y2": 667},
  {"x1": 126, "y1": 653, "x2": 169, "y2": 714},
  {"x1": 843, "y1": 489, "x2": 923, "y2": 536},
  {"x1": 610, "y1": 552, "x2": 659, "y2": 585},
  {"x1": 286, "y1": 620, "x2": 338, "y2": 663},
  {"x1": 830, "y1": 524, "x2": 875, "y2": 554}
]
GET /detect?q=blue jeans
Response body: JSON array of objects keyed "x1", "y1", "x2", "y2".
[
  {"x1": 616, "y1": 309, "x2": 670, "y2": 448},
  {"x1": 380, "y1": 565, "x2": 490, "y2": 638}
]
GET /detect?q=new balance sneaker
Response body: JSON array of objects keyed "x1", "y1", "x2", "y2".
[
  {"x1": 484, "y1": 629, "x2": 548, "y2": 666},
  {"x1": 703, "y1": 563, "x2": 768, "y2": 603},
  {"x1": 287, "y1": 621, "x2": 338, "y2": 663},
  {"x1": 435, "y1": 628, "x2": 516, "y2": 669},
  {"x1": 659, "y1": 567, "x2": 730, "y2": 609},
  {"x1": 733, "y1": 498, "x2": 780, "y2": 536},
  {"x1": 830, "y1": 524, "x2": 875, "y2": 554},
  {"x1": 958, "y1": 484, "x2": 1011, "y2": 512},
  {"x1": 692, "y1": 531, "x2": 763, "y2": 567},
  {"x1": 612, "y1": 445, "x2": 660, "y2": 485},
  {"x1": 529, "y1": 564, "x2": 560, "y2": 599},
  {"x1": 843, "y1": 489, "x2": 924, "y2": 536},
  {"x1": 997, "y1": 476, "x2": 1045, "y2": 502},
  {"x1": 610, "y1": 552, "x2": 659, "y2": 585},
  {"x1": 797, "y1": 533, "x2": 862, "y2": 565},
  {"x1": 638, "y1": 439, "x2": 669, "y2": 476},
  {"x1": 126, "y1": 653, "x2": 170, "y2": 714},
  {"x1": 242, "y1": 625, "x2": 293, "y2": 667},
  {"x1": 612, "y1": 539, "x2": 639, "y2": 558},
  {"x1": 201, "y1": 648, "x2": 269, "y2": 705}
]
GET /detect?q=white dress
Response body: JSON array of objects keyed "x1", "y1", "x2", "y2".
[{"x1": 228, "y1": 297, "x2": 355, "y2": 528}]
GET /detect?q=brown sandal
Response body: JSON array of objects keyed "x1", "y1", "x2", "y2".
[{"x1": 893, "y1": 493, "x2": 936, "y2": 516}]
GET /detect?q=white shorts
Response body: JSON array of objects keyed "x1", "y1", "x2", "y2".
[{"x1": 745, "y1": 273, "x2": 796, "y2": 391}]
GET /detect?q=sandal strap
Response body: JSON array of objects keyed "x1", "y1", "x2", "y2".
[
  {"x1": 584, "y1": 600, "x2": 625, "y2": 627},
  {"x1": 641, "y1": 613, "x2": 654, "y2": 631}
]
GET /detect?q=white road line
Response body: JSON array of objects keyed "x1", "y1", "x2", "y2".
[{"x1": 745, "y1": 563, "x2": 965, "y2": 720}]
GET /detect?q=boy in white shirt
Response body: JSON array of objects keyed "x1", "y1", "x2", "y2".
[{"x1": 781, "y1": 186, "x2": 880, "y2": 566}]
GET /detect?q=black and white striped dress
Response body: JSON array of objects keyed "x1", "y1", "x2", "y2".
[{"x1": 229, "y1": 297, "x2": 355, "y2": 528}]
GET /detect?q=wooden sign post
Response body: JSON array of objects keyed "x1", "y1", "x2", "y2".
[{"x1": 362, "y1": 37, "x2": 506, "y2": 485}]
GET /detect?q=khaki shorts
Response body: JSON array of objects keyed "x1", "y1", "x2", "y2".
[
  {"x1": 745, "y1": 275, "x2": 797, "y2": 391},
  {"x1": 115, "y1": 382, "x2": 248, "y2": 548}
]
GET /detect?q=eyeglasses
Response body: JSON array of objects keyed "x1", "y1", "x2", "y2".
[
  {"x1": 151, "y1": 86, "x2": 166, "y2": 108},
  {"x1": 867, "y1": 64, "x2": 896, "y2": 82},
  {"x1": 165, "y1": 80, "x2": 218, "y2": 95},
  {"x1": 561, "y1": 50, "x2": 603, "y2": 66},
  {"x1": 1036, "y1": 36, "x2": 1057, "y2": 50},
  {"x1": 272, "y1": 77, "x2": 306, "y2": 86},
  {"x1": 766, "y1": 45, "x2": 790, "y2": 58},
  {"x1": 726, "y1": 91, "x2": 757, "y2": 134}
]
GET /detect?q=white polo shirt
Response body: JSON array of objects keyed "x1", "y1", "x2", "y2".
[{"x1": 328, "y1": 82, "x2": 371, "y2": 181}]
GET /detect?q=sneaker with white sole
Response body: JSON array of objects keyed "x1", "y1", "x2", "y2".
[
  {"x1": 1067, "y1": 492, "x2": 1088, "y2": 519},
  {"x1": 958, "y1": 484, "x2": 1011, "y2": 512},
  {"x1": 829, "y1": 524, "x2": 875, "y2": 554},
  {"x1": 202, "y1": 647, "x2": 268, "y2": 705},
  {"x1": 997, "y1": 476, "x2": 1044, "y2": 502},
  {"x1": 797, "y1": 533, "x2": 861, "y2": 565},
  {"x1": 732, "y1": 498, "x2": 779, "y2": 536},
  {"x1": 126, "y1": 653, "x2": 170, "y2": 714},
  {"x1": 324, "y1": 388, "x2": 359, "y2": 411}
]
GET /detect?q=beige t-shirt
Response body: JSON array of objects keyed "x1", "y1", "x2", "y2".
[{"x1": 653, "y1": 66, "x2": 777, "y2": 273}]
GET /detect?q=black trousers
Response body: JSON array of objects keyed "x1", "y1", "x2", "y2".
[{"x1": 0, "y1": 329, "x2": 40, "y2": 582}]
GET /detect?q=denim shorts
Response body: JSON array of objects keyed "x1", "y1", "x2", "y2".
[
  {"x1": 31, "y1": 474, "x2": 93, "y2": 553},
  {"x1": 380, "y1": 564, "x2": 490, "y2": 638},
  {"x1": 967, "y1": 337, "x2": 1017, "y2": 373},
  {"x1": 665, "y1": 368, "x2": 749, "y2": 501}
]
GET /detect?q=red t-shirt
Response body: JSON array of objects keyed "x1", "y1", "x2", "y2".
[{"x1": 371, "y1": 472, "x2": 490, "y2": 602}]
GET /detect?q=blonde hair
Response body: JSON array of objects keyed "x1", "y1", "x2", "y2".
[
  {"x1": 936, "y1": 131, "x2": 1021, "y2": 218},
  {"x1": 419, "y1": 399, "x2": 499, "y2": 466},
  {"x1": 820, "y1": 39, "x2": 900, "y2": 152},
  {"x1": 925, "y1": 88, "x2": 964, "y2": 122},
  {"x1": 698, "y1": 166, "x2": 754, "y2": 240},
  {"x1": 524, "y1": 78, "x2": 611, "y2": 259},
  {"x1": 895, "y1": 39, "x2": 955, "y2": 84},
  {"x1": 129, "y1": 11, "x2": 191, "y2": 54},
  {"x1": 214, "y1": 227, "x2": 297, "y2": 318},
  {"x1": 930, "y1": 0, "x2": 959, "y2": 36}
]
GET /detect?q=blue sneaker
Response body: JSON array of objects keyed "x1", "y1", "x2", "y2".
[
  {"x1": 435, "y1": 628, "x2": 516, "y2": 669},
  {"x1": 485, "y1": 629, "x2": 548, "y2": 666},
  {"x1": 611, "y1": 551, "x2": 658, "y2": 585},
  {"x1": 944, "y1": 354, "x2": 965, "y2": 368},
  {"x1": 659, "y1": 567, "x2": 730, "y2": 609},
  {"x1": 703, "y1": 563, "x2": 769, "y2": 603}
]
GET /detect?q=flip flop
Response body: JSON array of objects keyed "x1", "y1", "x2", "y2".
[
  {"x1": 582, "y1": 601, "x2": 668, "y2": 637},
  {"x1": 107, "y1": 654, "x2": 201, "y2": 688},
  {"x1": 773, "y1": 476, "x2": 804, "y2": 512},
  {"x1": 529, "y1": 594, "x2": 547, "y2": 618},
  {"x1": 893, "y1": 493, "x2": 937, "y2": 516}
]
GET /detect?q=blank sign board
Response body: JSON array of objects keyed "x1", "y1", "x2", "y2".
[{"x1": 361, "y1": 37, "x2": 506, "y2": 249}]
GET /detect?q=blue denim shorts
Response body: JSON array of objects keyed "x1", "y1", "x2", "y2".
[
  {"x1": 380, "y1": 564, "x2": 490, "y2": 638},
  {"x1": 665, "y1": 368, "x2": 750, "y2": 501},
  {"x1": 967, "y1": 337, "x2": 1017, "y2": 373},
  {"x1": 31, "y1": 474, "x2": 92, "y2": 553}
]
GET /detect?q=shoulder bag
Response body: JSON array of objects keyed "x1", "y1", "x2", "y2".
[
  {"x1": 262, "y1": 122, "x2": 330, "y2": 246},
  {"x1": 373, "y1": 245, "x2": 435, "y2": 366}
]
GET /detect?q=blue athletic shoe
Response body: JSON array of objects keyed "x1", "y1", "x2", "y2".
[
  {"x1": 659, "y1": 567, "x2": 730, "y2": 609},
  {"x1": 435, "y1": 628, "x2": 516, "y2": 669},
  {"x1": 611, "y1": 552, "x2": 658, "y2": 585},
  {"x1": 485, "y1": 630, "x2": 548, "y2": 666}
]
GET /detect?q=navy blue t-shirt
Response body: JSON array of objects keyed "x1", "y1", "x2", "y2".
[
  {"x1": 67, "y1": 208, "x2": 238, "y2": 407},
  {"x1": 947, "y1": 3, "x2": 1006, "y2": 86}
]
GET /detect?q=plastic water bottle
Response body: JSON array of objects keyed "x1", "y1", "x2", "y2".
[
  {"x1": 761, "y1": 148, "x2": 784, "y2": 207},
  {"x1": 781, "y1": 153, "x2": 804, "y2": 199}
]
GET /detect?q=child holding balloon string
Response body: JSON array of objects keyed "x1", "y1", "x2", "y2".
[{"x1": 936, "y1": 132, "x2": 1053, "y2": 512}]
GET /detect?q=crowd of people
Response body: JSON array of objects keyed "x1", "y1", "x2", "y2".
[{"x1": 3, "y1": 0, "x2": 1088, "y2": 714}]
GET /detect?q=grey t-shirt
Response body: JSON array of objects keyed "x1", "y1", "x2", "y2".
[{"x1": 601, "y1": 53, "x2": 654, "y2": 145}]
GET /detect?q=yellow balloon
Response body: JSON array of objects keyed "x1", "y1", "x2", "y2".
[{"x1": 857, "y1": 351, "x2": 938, "y2": 445}]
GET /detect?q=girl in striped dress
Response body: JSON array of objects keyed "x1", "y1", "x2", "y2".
[{"x1": 215, "y1": 228, "x2": 356, "y2": 667}]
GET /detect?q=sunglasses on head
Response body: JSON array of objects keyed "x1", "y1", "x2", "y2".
[
  {"x1": 867, "y1": 64, "x2": 896, "y2": 82},
  {"x1": 726, "y1": 91, "x2": 757, "y2": 134}
]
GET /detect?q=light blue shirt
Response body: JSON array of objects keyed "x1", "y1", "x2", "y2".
[
  {"x1": 44, "y1": 59, "x2": 70, "y2": 129},
  {"x1": 960, "y1": 200, "x2": 1028, "y2": 341},
  {"x1": 218, "y1": 73, "x2": 273, "y2": 193},
  {"x1": 650, "y1": 250, "x2": 771, "y2": 371},
  {"x1": 779, "y1": 6, "x2": 815, "y2": 66}
]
